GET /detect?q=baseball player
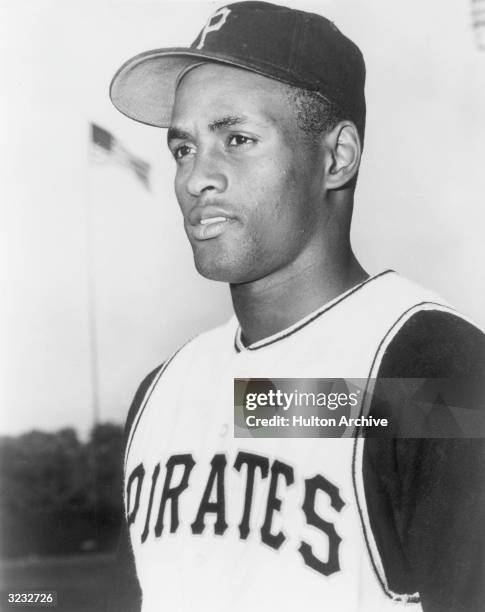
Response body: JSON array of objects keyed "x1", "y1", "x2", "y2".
[{"x1": 109, "y1": 2, "x2": 485, "y2": 611}]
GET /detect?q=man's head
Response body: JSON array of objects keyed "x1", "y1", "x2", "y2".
[
  {"x1": 110, "y1": 1, "x2": 366, "y2": 283},
  {"x1": 168, "y1": 63, "x2": 361, "y2": 282}
]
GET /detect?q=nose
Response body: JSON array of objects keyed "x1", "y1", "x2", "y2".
[{"x1": 184, "y1": 150, "x2": 227, "y2": 197}]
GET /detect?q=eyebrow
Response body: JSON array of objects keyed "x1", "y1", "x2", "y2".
[
  {"x1": 167, "y1": 115, "x2": 249, "y2": 145},
  {"x1": 208, "y1": 115, "x2": 248, "y2": 131},
  {"x1": 166, "y1": 127, "x2": 191, "y2": 144}
]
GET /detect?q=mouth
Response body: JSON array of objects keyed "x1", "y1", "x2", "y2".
[
  {"x1": 199, "y1": 216, "x2": 228, "y2": 226},
  {"x1": 188, "y1": 205, "x2": 236, "y2": 241},
  {"x1": 190, "y1": 216, "x2": 232, "y2": 241}
]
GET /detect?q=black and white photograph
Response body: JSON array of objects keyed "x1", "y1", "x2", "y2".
[{"x1": 1, "y1": 1, "x2": 485, "y2": 611}]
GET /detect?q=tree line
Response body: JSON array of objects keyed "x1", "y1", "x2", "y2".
[{"x1": 0, "y1": 424, "x2": 125, "y2": 559}]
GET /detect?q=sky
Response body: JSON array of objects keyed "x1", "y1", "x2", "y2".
[{"x1": 1, "y1": 0, "x2": 484, "y2": 437}]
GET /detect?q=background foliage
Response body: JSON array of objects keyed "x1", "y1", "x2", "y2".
[{"x1": 0, "y1": 424, "x2": 124, "y2": 559}]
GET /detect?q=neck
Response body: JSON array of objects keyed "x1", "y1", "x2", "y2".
[{"x1": 230, "y1": 243, "x2": 368, "y2": 346}]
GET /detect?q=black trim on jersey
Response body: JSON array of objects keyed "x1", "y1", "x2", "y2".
[
  {"x1": 124, "y1": 364, "x2": 164, "y2": 447},
  {"x1": 235, "y1": 270, "x2": 395, "y2": 353},
  {"x1": 124, "y1": 362, "x2": 165, "y2": 470},
  {"x1": 358, "y1": 310, "x2": 485, "y2": 611},
  {"x1": 124, "y1": 334, "x2": 200, "y2": 470},
  {"x1": 124, "y1": 347, "x2": 185, "y2": 470}
]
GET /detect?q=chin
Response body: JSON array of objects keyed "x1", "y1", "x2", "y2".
[
  {"x1": 193, "y1": 251, "x2": 259, "y2": 284},
  {"x1": 194, "y1": 258, "x2": 242, "y2": 283}
]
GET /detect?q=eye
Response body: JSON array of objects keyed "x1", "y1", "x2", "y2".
[
  {"x1": 172, "y1": 143, "x2": 195, "y2": 161},
  {"x1": 227, "y1": 134, "x2": 255, "y2": 147}
]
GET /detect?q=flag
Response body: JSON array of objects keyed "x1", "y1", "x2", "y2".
[
  {"x1": 90, "y1": 123, "x2": 151, "y2": 190},
  {"x1": 471, "y1": 0, "x2": 485, "y2": 50}
]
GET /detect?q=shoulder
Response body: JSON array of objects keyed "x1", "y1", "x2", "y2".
[
  {"x1": 124, "y1": 363, "x2": 164, "y2": 444},
  {"x1": 377, "y1": 306, "x2": 485, "y2": 378},
  {"x1": 365, "y1": 300, "x2": 485, "y2": 437},
  {"x1": 123, "y1": 316, "x2": 238, "y2": 443},
  {"x1": 362, "y1": 272, "x2": 485, "y2": 378}
]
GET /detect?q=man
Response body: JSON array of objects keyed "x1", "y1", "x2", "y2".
[{"x1": 109, "y1": 2, "x2": 485, "y2": 611}]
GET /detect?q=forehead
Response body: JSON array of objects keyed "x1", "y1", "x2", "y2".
[{"x1": 171, "y1": 63, "x2": 293, "y2": 127}]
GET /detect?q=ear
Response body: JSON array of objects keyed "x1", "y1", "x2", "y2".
[{"x1": 322, "y1": 121, "x2": 361, "y2": 190}]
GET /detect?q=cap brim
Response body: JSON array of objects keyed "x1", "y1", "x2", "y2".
[{"x1": 110, "y1": 48, "x2": 268, "y2": 128}]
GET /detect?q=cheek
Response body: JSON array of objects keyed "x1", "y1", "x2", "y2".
[
  {"x1": 246, "y1": 162, "x2": 308, "y2": 229},
  {"x1": 173, "y1": 172, "x2": 192, "y2": 218},
  {"x1": 236, "y1": 177, "x2": 304, "y2": 261}
]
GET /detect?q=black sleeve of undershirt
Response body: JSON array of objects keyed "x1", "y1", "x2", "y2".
[
  {"x1": 108, "y1": 364, "x2": 164, "y2": 612},
  {"x1": 124, "y1": 364, "x2": 164, "y2": 444},
  {"x1": 363, "y1": 311, "x2": 485, "y2": 612}
]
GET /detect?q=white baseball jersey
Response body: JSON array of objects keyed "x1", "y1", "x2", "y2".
[{"x1": 122, "y1": 271, "x2": 485, "y2": 612}]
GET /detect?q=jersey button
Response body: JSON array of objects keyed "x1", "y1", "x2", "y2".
[{"x1": 219, "y1": 423, "x2": 228, "y2": 437}]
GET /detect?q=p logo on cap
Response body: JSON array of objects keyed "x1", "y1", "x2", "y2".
[{"x1": 196, "y1": 7, "x2": 231, "y2": 50}]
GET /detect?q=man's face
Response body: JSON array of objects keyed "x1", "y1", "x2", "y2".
[{"x1": 168, "y1": 63, "x2": 327, "y2": 284}]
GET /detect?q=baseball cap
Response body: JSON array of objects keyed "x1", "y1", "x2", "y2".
[{"x1": 110, "y1": 1, "x2": 366, "y2": 137}]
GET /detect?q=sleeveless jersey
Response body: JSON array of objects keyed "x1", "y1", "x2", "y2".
[{"x1": 124, "y1": 270, "x2": 467, "y2": 612}]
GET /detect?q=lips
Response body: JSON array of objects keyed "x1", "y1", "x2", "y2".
[
  {"x1": 200, "y1": 216, "x2": 227, "y2": 226},
  {"x1": 187, "y1": 204, "x2": 236, "y2": 241},
  {"x1": 191, "y1": 219, "x2": 230, "y2": 240},
  {"x1": 188, "y1": 204, "x2": 235, "y2": 226}
]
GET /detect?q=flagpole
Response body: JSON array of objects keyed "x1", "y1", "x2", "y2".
[
  {"x1": 86, "y1": 124, "x2": 101, "y2": 428},
  {"x1": 84, "y1": 121, "x2": 151, "y2": 431}
]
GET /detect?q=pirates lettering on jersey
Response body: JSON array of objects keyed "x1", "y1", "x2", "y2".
[{"x1": 126, "y1": 450, "x2": 345, "y2": 578}]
